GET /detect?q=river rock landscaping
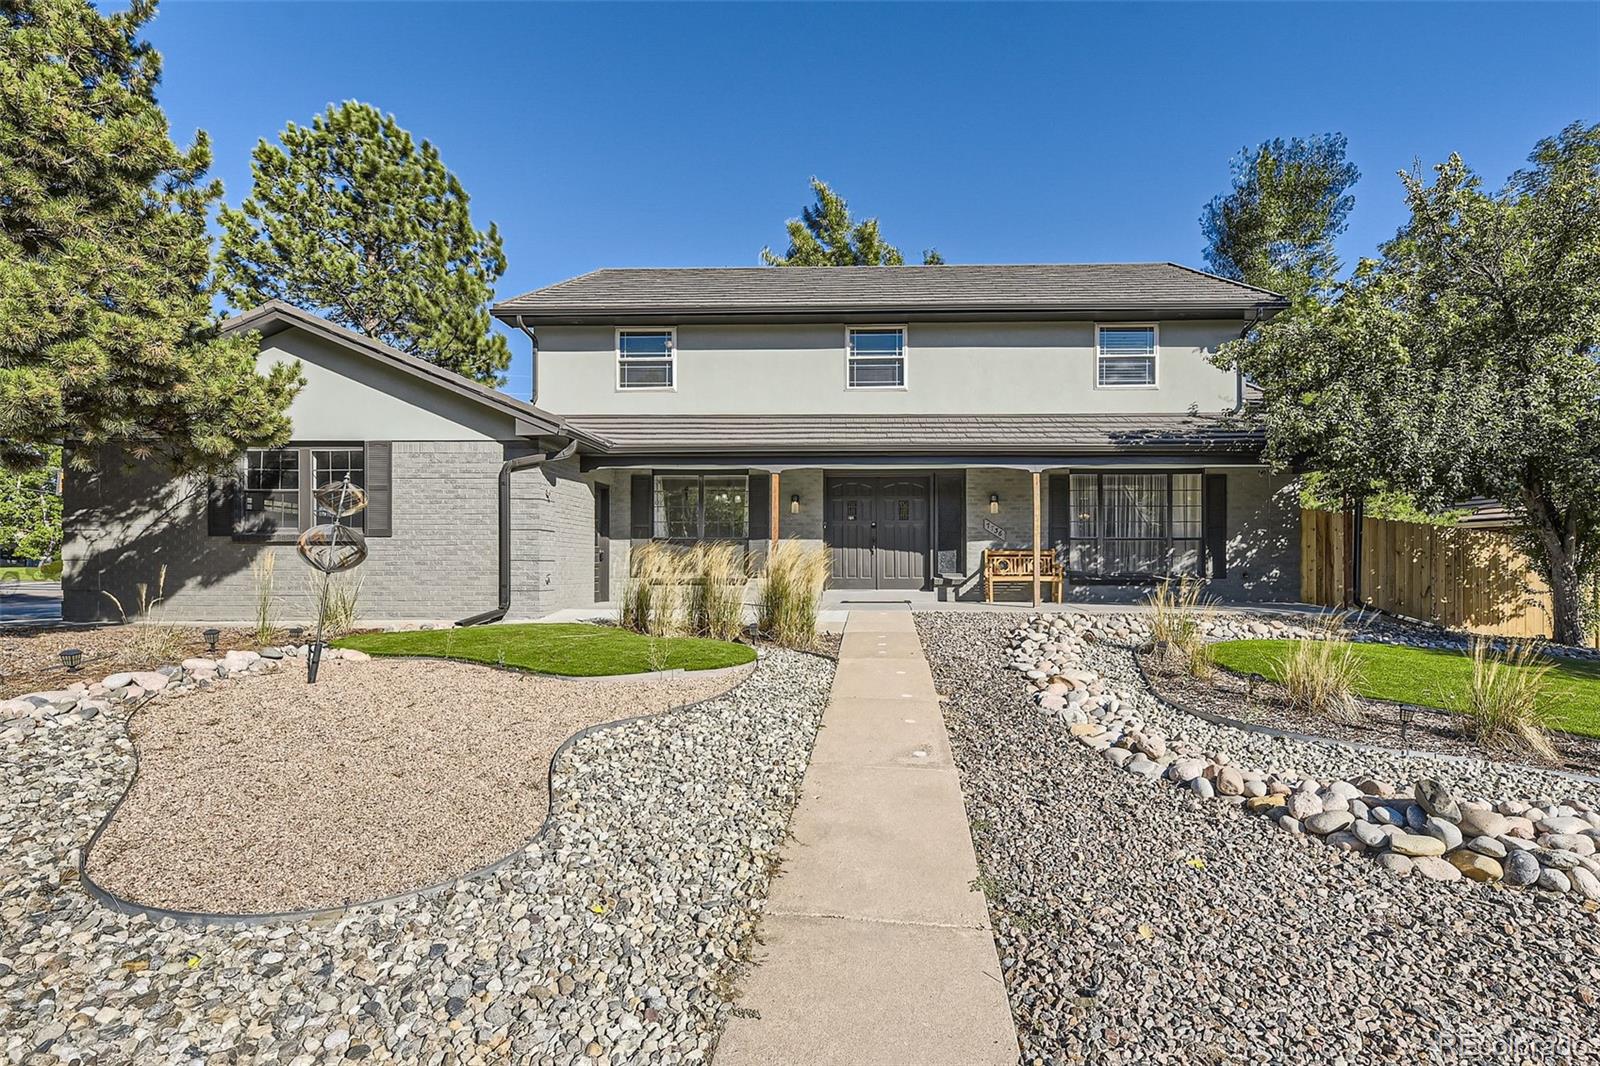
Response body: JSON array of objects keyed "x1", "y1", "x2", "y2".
[
  {"x1": 918, "y1": 610, "x2": 1600, "y2": 1063},
  {"x1": 2, "y1": 643, "x2": 832, "y2": 1064}
]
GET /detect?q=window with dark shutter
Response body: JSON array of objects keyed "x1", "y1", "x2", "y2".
[
  {"x1": 206, "y1": 474, "x2": 239, "y2": 536},
  {"x1": 630, "y1": 475, "x2": 653, "y2": 540},
  {"x1": 364, "y1": 442, "x2": 392, "y2": 537},
  {"x1": 1204, "y1": 474, "x2": 1228, "y2": 578},
  {"x1": 748, "y1": 473, "x2": 770, "y2": 540}
]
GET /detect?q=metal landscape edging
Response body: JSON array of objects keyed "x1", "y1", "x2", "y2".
[
  {"x1": 78, "y1": 658, "x2": 765, "y2": 928},
  {"x1": 1125, "y1": 648, "x2": 1600, "y2": 787}
]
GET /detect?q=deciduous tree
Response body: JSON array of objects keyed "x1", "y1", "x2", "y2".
[
  {"x1": 761, "y1": 178, "x2": 941, "y2": 266},
  {"x1": 0, "y1": 0, "x2": 300, "y2": 473},
  {"x1": 0, "y1": 448, "x2": 63, "y2": 561},
  {"x1": 219, "y1": 102, "x2": 511, "y2": 384},
  {"x1": 1219, "y1": 123, "x2": 1600, "y2": 643}
]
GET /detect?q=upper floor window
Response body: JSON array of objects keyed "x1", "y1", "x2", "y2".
[
  {"x1": 1097, "y1": 324, "x2": 1158, "y2": 387},
  {"x1": 617, "y1": 329, "x2": 675, "y2": 389},
  {"x1": 847, "y1": 327, "x2": 906, "y2": 389}
]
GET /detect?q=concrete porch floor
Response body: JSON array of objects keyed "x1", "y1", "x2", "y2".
[{"x1": 531, "y1": 596, "x2": 1333, "y2": 633}]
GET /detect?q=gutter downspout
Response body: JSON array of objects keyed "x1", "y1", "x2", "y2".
[
  {"x1": 1231, "y1": 304, "x2": 1268, "y2": 414},
  {"x1": 456, "y1": 436, "x2": 580, "y2": 627},
  {"x1": 514, "y1": 315, "x2": 539, "y2": 406}
]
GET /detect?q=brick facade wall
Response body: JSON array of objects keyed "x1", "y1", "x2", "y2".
[{"x1": 63, "y1": 442, "x2": 505, "y2": 624}]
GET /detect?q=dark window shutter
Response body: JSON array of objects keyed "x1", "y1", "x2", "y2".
[
  {"x1": 206, "y1": 475, "x2": 239, "y2": 536},
  {"x1": 748, "y1": 473, "x2": 770, "y2": 540},
  {"x1": 934, "y1": 471, "x2": 965, "y2": 575},
  {"x1": 631, "y1": 474, "x2": 654, "y2": 540},
  {"x1": 1047, "y1": 474, "x2": 1071, "y2": 549},
  {"x1": 1204, "y1": 473, "x2": 1228, "y2": 578},
  {"x1": 364, "y1": 442, "x2": 393, "y2": 537}
]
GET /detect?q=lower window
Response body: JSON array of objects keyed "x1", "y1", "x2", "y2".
[
  {"x1": 236, "y1": 445, "x2": 365, "y2": 538},
  {"x1": 1064, "y1": 472, "x2": 1201, "y2": 578},
  {"x1": 653, "y1": 474, "x2": 748, "y2": 541}
]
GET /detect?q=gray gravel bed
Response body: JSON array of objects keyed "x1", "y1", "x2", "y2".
[
  {"x1": 1, "y1": 649, "x2": 832, "y2": 1065},
  {"x1": 917, "y1": 611, "x2": 1600, "y2": 1065}
]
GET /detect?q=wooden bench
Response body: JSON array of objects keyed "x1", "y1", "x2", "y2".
[{"x1": 983, "y1": 548, "x2": 1064, "y2": 603}]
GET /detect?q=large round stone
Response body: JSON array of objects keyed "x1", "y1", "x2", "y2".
[
  {"x1": 1456, "y1": 808, "x2": 1510, "y2": 839},
  {"x1": 1375, "y1": 852, "x2": 1413, "y2": 878},
  {"x1": 1305, "y1": 811, "x2": 1355, "y2": 836},
  {"x1": 1414, "y1": 779, "x2": 1462, "y2": 822},
  {"x1": 1503, "y1": 850, "x2": 1541, "y2": 886},
  {"x1": 1389, "y1": 833, "x2": 1446, "y2": 858},
  {"x1": 1446, "y1": 850, "x2": 1503, "y2": 883},
  {"x1": 1412, "y1": 856, "x2": 1463, "y2": 882}
]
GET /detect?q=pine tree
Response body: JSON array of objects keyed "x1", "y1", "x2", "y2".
[
  {"x1": 0, "y1": 0, "x2": 301, "y2": 473},
  {"x1": 218, "y1": 102, "x2": 511, "y2": 384},
  {"x1": 761, "y1": 178, "x2": 941, "y2": 266}
]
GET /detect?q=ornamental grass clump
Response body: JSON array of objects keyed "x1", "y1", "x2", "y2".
[
  {"x1": 759, "y1": 540, "x2": 830, "y2": 649},
  {"x1": 251, "y1": 551, "x2": 278, "y2": 645},
  {"x1": 1280, "y1": 615, "x2": 1364, "y2": 725},
  {"x1": 1463, "y1": 639, "x2": 1557, "y2": 763},
  {"x1": 620, "y1": 542, "x2": 690, "y2": 637},
  {"x1": 685, "y1": 542, "x2": 749, "y2": 642},
  {"x1": 1147, "y1": 575, "x2": 1210, "y2": 667}
]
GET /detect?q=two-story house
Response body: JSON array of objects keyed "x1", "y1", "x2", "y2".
[{"x1": 61, "y1": 264, "x2": 1302, "y2": 623}]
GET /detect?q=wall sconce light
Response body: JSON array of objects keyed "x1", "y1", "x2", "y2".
[
  {"x1": 989, "y1": 493, "x2": 1000, "y2": 514},
  {"x1": 790, "y1": 494, "x2": 801, "y2": 514},
  {"x1": 60, "y1": 648, "x2": 83, "y2": 673},
  {"x1": 203, "y1": 627, "x2": 221, "y2": 654}
]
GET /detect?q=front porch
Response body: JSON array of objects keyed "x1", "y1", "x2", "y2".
[{"x1": 582, "y1": 461, "x2": 1302, "y2": 610}]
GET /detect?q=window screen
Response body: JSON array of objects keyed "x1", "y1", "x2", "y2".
[
  {"x1": 848, "y1": 328, "x2": 906, "y2": 388},
  {"x1": 618, "y1": 330, "x2": 675, "y2": 389},
  {"x1": 1097, "y1": 326, "x2": 1157, "y2": 387}
]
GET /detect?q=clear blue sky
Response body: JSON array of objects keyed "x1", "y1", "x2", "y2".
[{"x1": 146, "y1": 1, "x2": 1600, "y2": 398}]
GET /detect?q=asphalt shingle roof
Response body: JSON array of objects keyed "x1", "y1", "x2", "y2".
[
  {"x1": 495, "y1": 264, "x2": 1286, "y2": 322},
  {"x1": 563, "y1": 412, "x2": 1264, "y2": 457}
]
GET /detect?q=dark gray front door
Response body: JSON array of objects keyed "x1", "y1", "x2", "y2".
[
  {"x1": 825, "y1": 476, "x2": 930, "y2": 590},
  {"x1": 594, "y1": 484, "x2": 610, "y2": 602}
]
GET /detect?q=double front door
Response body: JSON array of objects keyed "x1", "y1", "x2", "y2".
[{"x1": 824, "y1": 476, "x2": 931, "y2": 590}]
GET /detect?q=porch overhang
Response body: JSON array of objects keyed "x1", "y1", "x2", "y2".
[{"x1": 578, "y1": 451, "x2": 1266, "y2": 473}]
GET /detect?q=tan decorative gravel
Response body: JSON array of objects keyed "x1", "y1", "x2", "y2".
[{"x1": 87, "y1": 656, "x2": 751, "y2": 914}]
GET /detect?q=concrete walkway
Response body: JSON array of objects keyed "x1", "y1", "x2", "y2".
[{"x1": 716, "y1": 609, "x2": 1017, "y2": 1066}]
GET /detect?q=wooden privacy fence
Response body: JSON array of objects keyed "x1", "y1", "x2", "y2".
[{"x1": 1301, "y1": 508, "x2": 1555, "y2": 639}]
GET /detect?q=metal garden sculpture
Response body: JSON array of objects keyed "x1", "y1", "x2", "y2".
[{"x1": 296, "y1": 476, "x2": 369, "y2": 682}]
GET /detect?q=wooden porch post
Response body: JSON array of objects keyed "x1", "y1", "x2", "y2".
[
  {"x1": 1031, "y1": 470, "x2": 1042, "y2": 608},
  {"x1": 770, "y1": 471, "x2": 781, "y2": 547}
]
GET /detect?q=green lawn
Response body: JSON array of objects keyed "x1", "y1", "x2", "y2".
[
  {"x1": 1209, "y1": 638, "x2": 1600, "y2": 737},
  {"x1": 0, "y1": 561, "x2": 61, "y2": 582},
  {"x1": 333, "y1": 622, "x2": 756, "y2": 677}
]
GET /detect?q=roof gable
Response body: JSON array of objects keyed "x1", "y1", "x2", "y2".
[{"x1": 221, "y1": 301, "x2": 609, "y2": 448}]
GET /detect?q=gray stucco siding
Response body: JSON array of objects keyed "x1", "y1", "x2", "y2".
[
  {"x1": 536, "y1": 319, "x2": 1243, "y2": 417},
  {"x1": 258, "y1": 328, "x2": 520, "y2": 442}
]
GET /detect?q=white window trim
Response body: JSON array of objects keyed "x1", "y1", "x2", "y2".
[
  {"x1": 1095, "y1": 322, "x2": 1159, "y2": 390},
  {"x1": 616, "y1": 327, "x2": 677, "y2": 391},
  {"x1": 845, "y1": 325, "x2": 910, "y2": 390}
]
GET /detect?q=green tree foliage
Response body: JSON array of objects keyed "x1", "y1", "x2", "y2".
[
  {"x1": 761, "y1": 178, "x2": 941, "y2": 266},
  {"x1": 0, "y1": 447, "x2": 63, "y2": 560},
  {"x1": 1218, "y1": 123, "x2": 1600, "y2": 644},
  {"x1": 219, "y1": 102, "x2": 511, "y2": 384},
  {"x1": 1201, "y1": 134, "x2": 1360, "y2": 307},
  {"x1": 0, "y1": 0, "x2": 300, "y2": 473}
]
